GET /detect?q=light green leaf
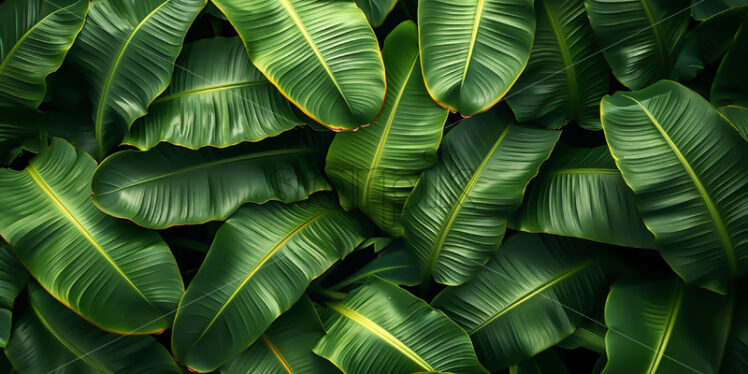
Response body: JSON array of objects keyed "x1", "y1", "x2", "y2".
[
  {"x1": 0, "y1": 242, "x2": 28, "y2": 348},
  {"x1": 586, "y1": 0, "x2": 689, "y2": 89},
  {"x1": 68, "y1": 0, "x2": 206, "y2": 159},
  {"x1": 601, "y1": 80, "x2": 748, "y2": 294},
  {"x1": 326, "y1": 21, "x2": 447, "y2": 236},
  {"x1": 402, "y1": 108, "x2": 559, "y2": 285},
  {"x1": 0, "y1": 0, "x2": 88, "y2": 108},
  {"x1": 171, "y1": 194, "x2": 370, "y2": 372},
  {"x1": 314, "y1": 277, "x2": 488, "y2": 374},
  {"x1": 92, "y1": 128, "x2": 331, "y2": 229},
  {"x1": 432, "y1": 233, "x2": 616, "y2": 372},
  {"x1": 418, "y1": 0, "x2": 535, "y2": 115},
  {"x1": 711, "y1": 18, "x2": 748, "y2": 107},
  {"x1": 211, "y1": 0, "x2": 386, "y2": 130},
  {"x1": 506, "y1": 0, "x2": 610, "y2": 130},
  {"x1": 355, "y1": 0, "x2": 398, "y2": 27},
  {"x1": 0, "y1": 139, "x2": 184, "y2": 334},
  {"x1": 509, "y1": 145, "x2": 655, "y2": 249}
]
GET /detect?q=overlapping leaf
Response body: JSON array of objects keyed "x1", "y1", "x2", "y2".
[
  {"x1": 356, "y1": 0, "x2": 398, "y2": 27},
  {"x1": 711, "y1": 18, "x2": 748, "y2": 107},
  {"x1": 0, "y1": 242, "x2": 27, "y2": 348}
]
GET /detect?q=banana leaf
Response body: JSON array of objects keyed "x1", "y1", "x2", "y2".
[
  {"x1": 692, "y1": 0, "x2": 748, "y2": 19},
  {"x1": 719, "y1": 105, "x2": 748, "y2": 140},
  {"x1": 711, "y1": 18, "x2": 748, "y2": 107},
  {"x1": 0, "y1": 242, "x2": 28, "y2": 348},
  {"x1": 355, "y1": 0, "x2": 398, "y2": 27}
]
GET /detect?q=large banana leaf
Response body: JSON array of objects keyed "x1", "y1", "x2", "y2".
[
  {"x1": 330, "y1": 240, "x2": 420, "y2": 290},
  {"x1": 602, "y1": 276, "x2": 732, "y2": 374},
  {"x1": 171, "y1": 194, "x2": 370, "y2": 372},
  {"x1": 5, "y1": 283, "x2": 181, "y2": 374},
  {"x1": 92, "y1": 128, "x2": 330, "y2": 229},
  {"x1": 692, "y1": 0, "x2": 748, "y2": 19},
  {"x1": 585, "y1": 0, "x2": 690, "y2": 89},
  {"x1": 221, "y1": 295, "x2": 338, "y2": 374},
  {"x1": 506, "y1": 0, "x2": 610, "y2": 130},
  {"x1": 356, "y1": 0, "x2": 398, "y2": 27},
  {"x1": 68, "y1": 0, "x2": 206, "y2": 159},
  {"x1": 314, "y1": 277, "x2": 488, "y2": 374},
  {"x1": 326, "y1": 21, "x2": 447, "y2": 236},
  {"x1": 211, "y1": 0, "x2": 386, "y2": 130},
  {"x1": 601, "y1": 80, "x2": 748, "y2": 294},
  {"x1": 0, "y1": 242, "x2": 28, "y2": 348},
  {"x1": 0, "y1": 139, "x2": 184, "y2": 334},
  {"x1": 0, "y1": 0, "x2": 87, "y2": 108},
  {"x1": 418, "y1": 0, "x2": 535, "y2": 115},
  {"x1": 125, "y1": 36, "x2": 303, "y2": 150},
  {"x1": 432, "y1": 233, "x2": 617, "y2": 372},
  {"x1": 719, "y1": 105, "x2": 748, "y2": 140},
  {"x1": 510, "y1": 349, "x2": 570, "y2": 374},
  {"x1": 509, "y1": 145, "x2": 655, "y2": 249},
  {"x1": 711, "y1": 19, "x2": 748, "y2": 107},
  {"x1": 402, "y1": 108, "x2": 560, "y2": 285}
]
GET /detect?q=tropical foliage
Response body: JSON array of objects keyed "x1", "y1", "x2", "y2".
[{"x1": 0, "y1": 0, "x2": 746, "y2": 373}]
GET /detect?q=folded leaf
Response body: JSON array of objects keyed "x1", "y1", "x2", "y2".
[
  {"x1": 402, "y1": 108, "x2": 559, "y2": 285},
  {"x1": 0, "y1": 0, "x2": 87, "y2": 108},
  {"x1": 171, "y1": 194, "x2": 370, "y2": 372},
  {"x1": 125, "y1": 36, "x2": 303, "y2": 150},
  {"x1": 314, "y1": 277, "x2": 488, "y2": 374},
  {"x1": 0, "y1": 139, "x2": 184, "y2": 333},
  {"x1": 510, "y1": 145, "x2": 655, "y2": 249},
  {"x1": 356, "y1": 0, "x2": 398, "y2": 27},
  {"x1": 326, "y1": 21, "x2": 447, "y2": 236},
  {"x1": 211, "y1": 0, "x2": 386, "y2": 130},
  {"x1": 92, "y1": 128, "x2": 331, "y2": 229},
  {"x1": 432, "y1": 233, "x2": 617, "y2": 371},
  {"x1": 0, "y1": 242, "x2": 28, "y2": 347},
  {"x1": 418, "y1": 0, "x2": 535, "y2": 115},
  {"x1": 601, "y1": 80, "x2": 748, "y2": 294},
  {"x1": 711, "y1": 18, "x2": 748, "y2": 107}
]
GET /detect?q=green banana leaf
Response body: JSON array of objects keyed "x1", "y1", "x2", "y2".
[
  {"x1": 5, "y1": 283, "x2": 181, "y2": 374},
  {"x1": 0, "y1": 0, "x2": 87, "y2": 108},
  {"x1": 314, "y1": 277, "x2": 488, "y2": 374},
  {"x1": 92, "y1": 128, "x2": 331, "y2": 229},
  {"x1": 506, "y1": 0, "x2": 610, "y2": 130},
  {"x1": 0, "y1": 109, "x2": 45, "y2": 153},
  {"x1": 124, "y1": 36, "x2": 303, "y2": 150},
  {"x1": 719, "y1": 105, "x2": 748, "y2": 140},
  {"x1": 585, "y1": 0, "x2": 690, "y2": 89},
  {"x1": 0, "y1": 139, "x2": 184, "y2": 334},
  {"x1": 418, "y1": 0, "x2": 535, "y2": 115},
  {"x1": 68, "y1": 0, "x2": 206, "y2": 159},
  {"x1": 431, "y1": 233, "x2": 617, "y2": 372},
  {"x1": 557, "y1": 314, "x2": 607, "y2": 353},
  {"x1": 326, "y1": 21, "x2": 447, "y2": 236},
  {"x1": 711, "y1": 18, "x2": 748, "y2": 107},
  {"x1": 509, "y1": 348, "x2": 571, "y2": 374},
  {"x1": 601, "y1": 80, "x2": 748, "y2": 294},
  {"x1": 671, "y1": 5, "x2": 748, "y2": 82},
  {"x1": 0, "y1": 242, "x2": 28, "y2": 348},
  {"x1": 509, "y1": 145, "x2": 655, "y2": 249},
  {"x1": 720, "y1": 296, "x2": 747, "y2": 374},
  {"x1": 602, "y1": 275, "x2": 732, "y2": 374},
  {"x1": 692, "y1": 0, "x2": 748, "y2": 19},
  {"x1": 402, "y1": 108, "x2": 560, "y2": 285},
  {"x1": 330, "y1": 240, "x2": 420, "y2": 290},
  {"x1": 171, "y1": 194, "x2": 370, "y2": 372},
  {"x1": 221, "y1": 295, "x2": 339, "y2": 374},
  {"x1": 357, "y1": 237, "x2": 394, "y2": 253},
  {"x1": 211, "y1": 0, "x2": 386, "y2": 130},
  {"x1": 355, "y1": 0, "x2": 398, "y2": 27}
]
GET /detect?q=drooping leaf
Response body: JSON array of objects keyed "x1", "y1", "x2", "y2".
[
  {"x1": 5, "y1": 283, "x2": 181, "y2": 374},
  {"x1": 125, "y1": 36, "x2": 303, "y2": 150},
  {"x1": 67, "y1": 0, "x2": 206, "y2": 158},
  {"x1": 671, "y1": 5, "x2": 748, "y2": 82},
  {"x1": 0, "y1": 242, "x2": 28, "y2": 348},
  {"x1": 402, "y1": 108, "x2": 560, "y2": 285},
  {"x1": 602, "y1": 275, "x2": 732, "y2": 374},
  {"x1": 711, "y1": 18, "x2": 748, "y2": 107},
  {"x1": 0, "y1": 139, "x2": 184, "y2": 334},
  {"x1": 418, "y1": 0, "x2": 536, "y2": 115},
  {"x1": 509, "y1": 348, "x2": 571, "y2": 374},
  {"x1": 691, "y1": 0, "x2": 748, "y2": 19},
  {"x1": 506, "y1": 0, "x2": 610, "y2": 130},
  {"x1": 326, "y1": 21, "x2": 447, "y2": 236},
  {"x1": 509, "y1": 145, "x2": 655, "y2": 249},
  {"x1": 585, "y1": 0, "x2": 690, "y2": 89},
  {"x1": 314, "y1": 277, "x2": 488, "y2": 374},
  {"x1": 355, "y1": 0, "x2": 398, "y2": 27},
  {"x1": 92, "y1": 128, "x2": 330, "y2": 229},
  {"x1": 221, "y1": 295, "x2": 339, "y2": 374},
  {"x1": 330, "y1": 240, "x2": 420, "y2": 290},
  {"x1": 171, "y1": 194, "x2": 370, "y2": 372},
  {"x1": 719, "y1": 105, "x2": 748, "y2": 140},
  {"x1": 0, "y1": 0, "x2": 88, "y2": 108},
  {"x1": 432, "y1": 233, "x2": 617, "y2": 372},
  {"x1": 211, "y1": 0, "x2": 386, "y2": 130},
  {"x1": 601, "y1": 80, "x2": 748, "y2": 294}
]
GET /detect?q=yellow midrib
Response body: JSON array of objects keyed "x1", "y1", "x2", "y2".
[
  {"x1": 459, "y1": 0, "x2": 486, "y2": 90},
  {"x1": 153, "y1": 80, "x2": 270, "y2": 104},
  {"x1": 328, "y1": 303, "x2": 435, "y2": 371},
  {"x1": 542, "y1": 0, "x2": 580, "y2": 117},
  {"x1": 624, "y1": 95, "x2": 737, "y2": 277},
  {"x1": 26, "y1": 165, "x2": 150, "y2": 302},
  {"x1": 262, "y1": 334, "x2": 293, "y2": 374},
  {"x1": 361, "y1": 54, "x2": 420, "y2": 206},
  {"x1": 646, "y1": 282, "x2": 684, "y2": 374}
]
